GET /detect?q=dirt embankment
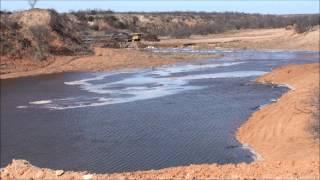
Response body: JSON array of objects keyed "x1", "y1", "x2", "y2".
[
  {"x1": 1, "y1": 63, "x2": 319, "y2": 179},
  {"x1": 149, "y1": 27, "x2": 320, "y2": 51}
]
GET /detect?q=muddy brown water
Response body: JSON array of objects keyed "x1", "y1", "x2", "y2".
[{"x1": 1, "y1": 49, "x2": 319, "y2": 173}]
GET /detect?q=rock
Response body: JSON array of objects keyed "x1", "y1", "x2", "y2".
[
  {"x1": 55, "y1": 170, "x2": 64, "y2": 176},
  {"x1": 82, "y1": 174, "x2": 93, "y2": 180},
  {"x1": 35, "y1": 171, "x2": 44, "y2": 178}
]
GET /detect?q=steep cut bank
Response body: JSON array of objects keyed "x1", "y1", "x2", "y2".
[{"x1": 1, "y1": 63, "x2": 319, "y2": 179}]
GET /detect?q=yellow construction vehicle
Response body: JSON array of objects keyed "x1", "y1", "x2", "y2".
[{"x1": 130, "y1": 33, "x2": 142, "y2": 42}]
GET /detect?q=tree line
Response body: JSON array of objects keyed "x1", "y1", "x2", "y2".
[{"x1": 70, "y1": 10, "x2": 319, "y2": 37}]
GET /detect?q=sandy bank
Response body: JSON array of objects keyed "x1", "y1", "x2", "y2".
[
  {"x1": 0, "y1": 48, "x2": 220, "y2": 79},
  {"x1": 1, "y1": 63, "x2": 319, "y2": 179},
  {"x1": 238, "y1": 63, "x2": 319, "y2": 162},
  {"x1": 149, "y1": 27, "x2": 320, "y2": 51}
]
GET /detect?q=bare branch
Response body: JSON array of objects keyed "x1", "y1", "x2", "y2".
[{"x1": 28, "y1": 0, "x2": 38, "y2": 9}]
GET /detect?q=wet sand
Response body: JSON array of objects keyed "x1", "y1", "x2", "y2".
[{"x1": 1, "y1": 63, "x2": 319, "y2": 179}]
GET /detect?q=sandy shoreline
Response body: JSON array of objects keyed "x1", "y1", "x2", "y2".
[
  {"x1": 149, "y1": 28, "x2": 320, "y2": 51},
  {"x1": 1, "y1": 27, "x2": 319, "y2": 80},
  {"x1": 1, "y1": 63, "x2": 319, "y2": 179},
  {"x1": 238, "y1": 63, "x2": 319, "y2": 162},
  {"x1": 0, "y1": 48, "x2": 221, "y2": 80}
]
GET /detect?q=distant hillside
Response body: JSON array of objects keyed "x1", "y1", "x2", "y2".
[
  {"x1": 71, "y1": 10, "x2": 319, "y2": 37},
  {"x1": 1, "y1": 9, "x2": 319, "y2": 60}
]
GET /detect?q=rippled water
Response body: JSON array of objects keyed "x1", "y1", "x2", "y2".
[{"x1": 1, "y1": 49, "x2": 319, "y2": 173}]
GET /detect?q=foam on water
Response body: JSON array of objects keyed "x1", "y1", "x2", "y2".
[
  {"x1": 18, "y1": 62, "x2": 267, "y2": 110},
  {"x1": 150, "y1": 62, "x2": 244, "y2": 76},
  {"x1": 16, "y1": 106, "x2": 28, "y2": 109},
  {"x1": 241, "y1": 144, "x2": 263, "y2": 161},
  {"x1": 29, "y1": 100, "x2": 52, "y2": 105}
]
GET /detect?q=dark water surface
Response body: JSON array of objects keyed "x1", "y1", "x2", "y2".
[{"x1": 1, "y1": 49, "x2": 319, "y2": 173}]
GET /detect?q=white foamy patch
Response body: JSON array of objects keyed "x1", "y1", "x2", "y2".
[
  {"x1": 29, "y1": 100, "x2": 52, "y2": 105},
  {"x1": 179, "y1": 71, "x2": 266, "y2": 81},
  {"x1": 150, "y1": 62, "x2": 244, "y2": 76},
  {"x1": 241, "y1": 144, "x2": 263, "y2": 161},
  {"x1": 20, "y1": 61, "x2": 266, "y2": 110},
  {"x1": 149, "y1": 47, "x2": 234, "y2": 54},
  {"x1": 64, "y1": 73, "x2": 117, "y2": 86},
  {"x1": 17, "y1": 106, "x2": 28, "y2": 109},
  {"x1": 277, "y1": 83, "x2": 295, "y2": 90},
  {"x1": 270, "y1": 98, "x2": 278, "y2": 103}
]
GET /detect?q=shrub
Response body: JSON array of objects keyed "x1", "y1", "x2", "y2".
[
  {"x1": 29, "y1": 25, "x2": 51, "y2": 60},
  {"x1": 90, "y1": 24, "x2": 99, "y2": 31},
  {"x1": 87, "y1": 16, "x2": 94, "y2": 22},
  {"x1": 70, "y1": 11, "x2": 320, "y2": 37},
  {"x1": 293, "y1": 15, "x2": 320, "y2": 33}
]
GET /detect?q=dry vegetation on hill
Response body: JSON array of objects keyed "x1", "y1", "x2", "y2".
[
  {"x1": 1, "y1": 9, "x2": 319, "y2": 60},
  {"x1": 71, "y1": 10, "x2": 319, "y2": 37},
  {"x1": 0, "y1": 9, "x2": 88, "y2": 60}
]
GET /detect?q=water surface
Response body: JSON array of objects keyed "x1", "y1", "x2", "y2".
[{"x1": 1, "y1": 49, "x2": 318, "y2": 173}]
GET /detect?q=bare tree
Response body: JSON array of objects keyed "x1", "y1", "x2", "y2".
[{"x1": 28, "y1": 0, "x2": 38, "y2": 9}]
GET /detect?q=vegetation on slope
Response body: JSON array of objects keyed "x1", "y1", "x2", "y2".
[
  {"x1": 0, "y1": 9, "x2": 88, "y2": 60},
  {"x1": 1, "y1": 9, "x2": 319, "y2": 60},
  {"x1": 71, "y1": 10, "x2": 320, "y2": 37}
]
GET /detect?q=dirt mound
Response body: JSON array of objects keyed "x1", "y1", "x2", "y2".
[{"x1": 1, "y1": 9, "x2": 87, "y2": 60}]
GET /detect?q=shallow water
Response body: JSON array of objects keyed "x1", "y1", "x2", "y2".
[{"x1": 1, "y1": 49, "x2": 319, "y2": 173}]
